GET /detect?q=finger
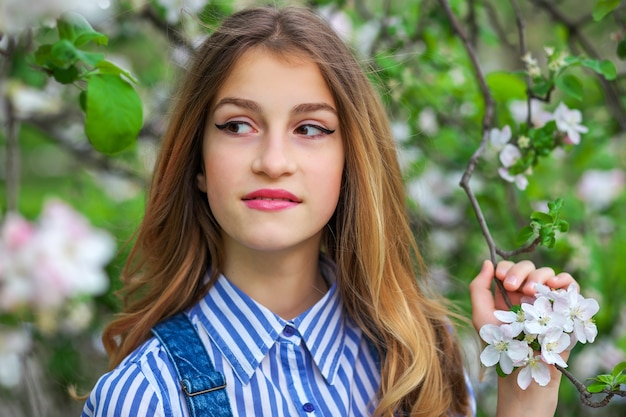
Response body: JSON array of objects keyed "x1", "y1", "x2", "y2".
[
  {"x1": 470, "y1": 260, "x2": 497, "y2": 330},
  {"x1": 496, "y1": 260, "x2": 536, "y2": 292},
  {"x1": 517, "y1": 266, "x2": 555, "y2": 295},
  {"x1": 547, "y1": 272, "x2": 578, "y2": 291}
]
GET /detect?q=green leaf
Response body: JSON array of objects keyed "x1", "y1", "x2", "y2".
[
  {"x1": 516, "y1": 226, "x2": 535, "y2": 245},
  {"x1": 34, "y1": 44, "x2": 52, "y2": 67},
  {"x1": 50, "y1": 40, "x2": 79, "y2": 68},
  {"x1": 582, "y1": 59, "x2": 617, "y2": 80},
  {"x1": 85, "y1": 74, "x2": 143, "y2": 155},
  {"x1": 592, "y1": 0, "x2": 621, "y2": 21},
  {"x1": 75, "y1": 50, "x2": 105, "y2": 67},
  {"x1": 617, "y1": 40, "x2": 626, "y2": 60},
  {"x1": 57, "y1": 12, "x2": 108, "y2": 46},
  {"x1": 52, "y1": 65, "x2": 79, "y2": 84},
  {"x1": 79, "y1": 90, "x2": 87, "y2": 112},
  {"x1": 611, "y1": 361, "x2": 626, "y2": 377},
  {"x1": 486, "y1": 71, "x2": 527, "y2": 102},
  {"x1": 531, "y1": 78, "x2": 553, "y2": 97},
  {"x1": 530, "y1": 212, "x2": 553, "y2": 224},
  {"x1": 95, "y1": 60, "x2": 138, "y2": 83},
  {"x1": 557, "y1": 220, "x2": 569, "y2": 233},
  {"x1": 555, "y1": 74, "x2": 583, "y2": 101},
  {"x1": 548, "y1": 198, "x2": 564, "y2": 212},
  {"x1": 587, "y1": 381, "x2": 608, "y2": 393}
]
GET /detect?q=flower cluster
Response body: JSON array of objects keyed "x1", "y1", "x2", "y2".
[
  {"x1": 489, "y1": 101, "x2": 588, "y2": 190},
  {"x1": 0, "y1": 199, "x2": 115, "y2": 322},
  {"x1": 479, "y1": 283, "x2": 599, "y2": 390},
  {"x1": 0, "y1": 200, "x2": 115, "y2": 388}
]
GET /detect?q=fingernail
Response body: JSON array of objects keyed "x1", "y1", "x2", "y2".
[{"x1": 505, "y1": 275, "x2": 518, "y2": 286}]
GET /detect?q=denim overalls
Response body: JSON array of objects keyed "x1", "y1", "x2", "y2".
[{"x1": 152, "y1": 313, "x2": 233, "y2": 417}]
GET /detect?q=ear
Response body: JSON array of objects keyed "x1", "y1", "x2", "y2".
[{"x1": 196, "y1": 172, "x2": 207, "y2": 193}]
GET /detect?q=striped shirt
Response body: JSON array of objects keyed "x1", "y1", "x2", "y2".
[{"x1": 82, "y1": 263, "x2": 475, "y2": 416}]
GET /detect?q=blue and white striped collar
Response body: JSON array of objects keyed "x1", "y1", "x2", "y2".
[{"x1": 188, "y1": 257, "x2": 351, "y2": 386}]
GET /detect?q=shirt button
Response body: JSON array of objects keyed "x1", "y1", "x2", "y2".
[
  {"x1": 302, "y1": 403, "x2": 315, "y2": 413},
  {"x1": 283, "y1": 325, "x2": 296, "y2": 336}
]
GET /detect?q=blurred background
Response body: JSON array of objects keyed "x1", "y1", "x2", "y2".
[{"x1": 1, "y1": 0, "x2": 625, "y2": 415}]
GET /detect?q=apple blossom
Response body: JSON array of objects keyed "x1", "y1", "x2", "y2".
[
  {"x1": 0, "y1": 200, "x2": 115, "y2": 319},
  {"x1": 523, "y1": 296, "x2": 567, "y2": 335},
  {"x1": 509, "y1": 99, "x2": 553, "y2": 127},
  {"x1": 479, "y1": 324, "x2": 529, "y2": 374},
  {"x1": 494, "y1": 309, "x2": 526, "y2": 337},
  {"x1": 577, "y1": 169, "x2": 625, "y2": 211},
  {"x1": 481, "y1": 285, "x2": 599, "y2": 389},
  {"x1": 539, "y1": 327, "x2": 570, "y2": 367},
  {"x1": 489, "y1": 125, "x2": 511, "y2": 151},
  {"x1": 553, "y1": 102, "x2": 588, "y2": 145},
  {"x1": 517, "y1": 353, "x2": 552, "y2": 389}
]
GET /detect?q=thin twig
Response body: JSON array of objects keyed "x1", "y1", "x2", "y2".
[
  {"x1": 28, "y1": 118, "x2": 148, "y2": 187},
  {"x1": 466, "y1": 0, "x2": 478, "y2": 48},
  {"x1": 496, "y1": 237, "x2": 542, "y2": 258},
  {"x1": 510, "y1": 0, "x2": 533, "y2": 128},
  {"x1": 139, "y1": 5, "x2": 193, "y2": 51},
  {"x1": 529, "y1": 0, "x2": 626, "y2": 131},
  {"x1": 554, "y1": 364, "x2": 626, "y2": 407},
  {"x1": 438, "y1": 0, "x2": 511, "y2": 308},
  {"x1": 483, "y1": 1, "x2": 516, "y2": 50}
]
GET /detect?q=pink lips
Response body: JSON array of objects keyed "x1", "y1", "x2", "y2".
[{"x1": 242, "y1": 189, "x2": 301, "y2": 211}]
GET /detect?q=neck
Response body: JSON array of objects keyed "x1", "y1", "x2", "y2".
[{"x1": 221, "y1": 243, "x2": 328, "y2": 320}]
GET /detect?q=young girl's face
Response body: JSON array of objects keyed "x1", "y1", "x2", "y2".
[{"x1": 197, "y1": 48, "x2": 344, "y2": 257}]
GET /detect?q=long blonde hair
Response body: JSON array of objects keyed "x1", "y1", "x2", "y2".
[{"x1": 103, "y1": 6, "x2": 470, "y2": 416}]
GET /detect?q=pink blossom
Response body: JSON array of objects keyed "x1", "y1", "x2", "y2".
[{"x1": 577, "y1": 169, "x2": 625, "y2": 211}]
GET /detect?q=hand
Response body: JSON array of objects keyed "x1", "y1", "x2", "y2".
[
  {"x1": 470, "y1": 259, "x2": 577, "y2": 331},
  {"x1": 469, "y1": 260, "x2": 579, "y2": 417}
]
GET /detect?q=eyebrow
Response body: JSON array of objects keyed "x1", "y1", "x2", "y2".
[{"x1": 213, "y1": 97, "x2": 337, "y2": 116}]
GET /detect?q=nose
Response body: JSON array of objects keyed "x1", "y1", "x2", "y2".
[{"x1": 251, "y1": 131, "x2": 297, "y2": 178}]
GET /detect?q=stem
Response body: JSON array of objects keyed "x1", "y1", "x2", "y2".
[
  {"x1": 510, "y1": 0, "x2": 533, "y2": 128},
  {"x1": 529, "y1": 0, "x2": 626, "y2": 131},
  {"x1": 554, "y1": 364, "x2": 626, "y2": 407},
  {"x1": 438, "y1": 0, "x2": 511, "y2": 308}
]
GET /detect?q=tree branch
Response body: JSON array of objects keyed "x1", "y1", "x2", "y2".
[
  {"x1": 555, "y1": 364, "x2": 626, "y2": 407},
  {"x1": 438, "y1": 0, "x2": 511, "y2": 308},
  {"x1": 28, "y1": 118, "x2": 148, "y2": 187},
  {"x1": 529, "y1": 0, "x2": 626, "y2": 131}
]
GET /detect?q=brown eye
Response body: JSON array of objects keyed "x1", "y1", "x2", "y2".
[
  {"x1": 294, "y1": 124, "x2": 335, "y2": 137},
  {"x1": 215, "y1": 121, "x2": 254, "y2": 134}
]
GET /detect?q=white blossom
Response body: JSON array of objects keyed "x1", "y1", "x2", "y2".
[
  {"x1": 0, "y1": 200, "x2": 115, "y2": 315},
  {"x1": 539, "y1": 327, "x2": 570, "y2": 367},
  {"x1": 479, "y1": 324, "x2": 529, "y2": 374},
  {"x1": 517, "y1": 353, "x2": 552, "y2": 389},
  {"x1": 553, "y1": 102, "x2": 588, "y2": 145},
  {"x1": 523, "y1": 296, "x2": 567, "y2": 335},
  {"x1": 509, "y1": 99, "x2": 553, "y2": 128},
  {"x1": 0, "y1": 327, "x2": 31, "y2": 388},
  {"x1": 489, "y1": 125, "x2": 511, "y2": 152},
  {"x1": 494, "y1": 309, "x2": 526, "y2": 337},
  {"x1": 483, "y1": 284, "x2": 600, "y2": 389},
  {"x1": 499, "y1": 144, "x2": 521, "y2": 168}
]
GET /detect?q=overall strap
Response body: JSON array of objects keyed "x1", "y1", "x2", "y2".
[{"x1": 151, "y1": 313, "x2": 233, "y2": 417}]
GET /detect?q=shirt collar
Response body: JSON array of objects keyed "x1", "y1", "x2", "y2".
[{"x1": 189, "y1": 257, "x2": 351, "y2": 386}]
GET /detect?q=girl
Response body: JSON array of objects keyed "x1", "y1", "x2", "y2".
[{"x1": 82, "y1": 6, "x2": 576, "y2": 417}]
